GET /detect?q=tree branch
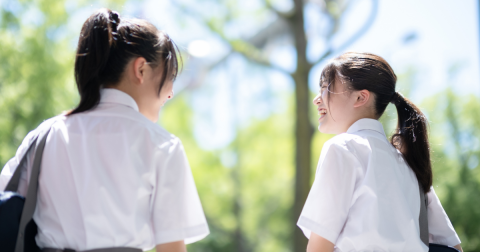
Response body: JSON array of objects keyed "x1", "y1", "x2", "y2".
[
  {"x1": 173, "y1": 2, "x2": 290, "y2": 75},
  {"x1": 263, "y1": 0, "x2": 295, "y2": 19},
  {"x1": 311, "y1": 0, "x2": 379, "y2": 66}
]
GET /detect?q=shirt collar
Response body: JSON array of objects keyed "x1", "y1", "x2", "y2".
[
  {"x1": 100, "y1": 88, "x2": 139, "y2": 112},
  {"x1": 346, "y1": 118, "x2": 386, "y2": 136}
]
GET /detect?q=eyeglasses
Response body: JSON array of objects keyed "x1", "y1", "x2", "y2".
[{"x1": 320, "y1": 83, "x2": 351, "y2": 95}]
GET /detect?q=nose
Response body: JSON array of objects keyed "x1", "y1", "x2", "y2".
[{"x1": 313, "y1": 93, "x2": 322, "y2": 105}]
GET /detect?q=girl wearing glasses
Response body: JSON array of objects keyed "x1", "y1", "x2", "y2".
[{"x1": 297, "y1": 52, "x2": 462, "y2": 252}]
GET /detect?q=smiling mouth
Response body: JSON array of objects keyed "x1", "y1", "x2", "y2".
[{"x1": 318, "y1": 108, "x2": 327, "y2": 120}]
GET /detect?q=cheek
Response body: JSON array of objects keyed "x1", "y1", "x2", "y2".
[
  {"x1": 334, "y1": 104, "x2": 348, "y2": 119},
  {"x1": 320, "y1": 97, "x2": 351, "y2": 133},
  {"x1": 330, "y1": 96, "x2": 351, "y2": 116}
]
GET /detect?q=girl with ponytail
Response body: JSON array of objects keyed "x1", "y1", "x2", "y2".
[
  {"x1": 297, "y1": 52, "x2": 462, "y2": 252},
  {"x1": 0, "y1": 8, "x2": 209, "y2": 252}
]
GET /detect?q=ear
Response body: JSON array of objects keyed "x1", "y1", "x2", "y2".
[
  {"x1": 353, "y1": 89, "x2": 370, "y2": 108},
  {"x1": 132, "y1": 57, "x2": 148, "y2": 85}
]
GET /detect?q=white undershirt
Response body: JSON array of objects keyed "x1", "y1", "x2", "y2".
[
  {"x1": 0, "y1": 88, "x2": 209, "y2": 250},
  {"x1": 297, "y1": 118, "x2": 460, "y2": 252}
]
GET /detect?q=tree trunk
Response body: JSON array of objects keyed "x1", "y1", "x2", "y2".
[{"x1": 291, "y1": 0, "x2": 314, "y2": 251}]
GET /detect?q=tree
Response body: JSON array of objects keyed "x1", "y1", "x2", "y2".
[
  {"x1": 174, "y1": 0, "x2": 379, "y2": 250},
  {"x1": 161, "y1": 93, "x2": 298, "y2": 252}
]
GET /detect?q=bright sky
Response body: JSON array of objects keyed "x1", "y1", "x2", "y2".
[
  {"x1": 75, "y1": 0, "x2": 479, "y2": 150},
  {"x1": 331, "y1": 0, "x2": 480, "y2": 101}
]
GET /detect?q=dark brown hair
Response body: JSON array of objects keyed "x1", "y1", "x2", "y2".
[
  {"x1": 320, "y1": 52, "x2": 432, "y2": 193},
  {"x1": 69, "y1": 8, "x2": 180, "y2": 115}
]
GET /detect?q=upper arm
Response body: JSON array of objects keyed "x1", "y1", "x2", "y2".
[
  {"x1": 427, "y1": 187, "x2": 461, "y2": 246},
  {"x1": 453, "y1": 244, "x2": 463, "y2": 252},
  {"x1": 307, "y1": 232, "x2": 335, "y2": 252},
  {"x1": 156, "y1": 240, "x2": 187, "y2": 252}
]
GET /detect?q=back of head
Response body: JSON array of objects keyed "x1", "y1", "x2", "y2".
[
  {"x1": 71, "y1": 8, "x2": 180, "y2": 115},
  {"x1": 321, "y1": 52, "x2": 432, "y2": 192}
]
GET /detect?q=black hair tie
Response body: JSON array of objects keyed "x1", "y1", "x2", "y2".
[
  {"x1": 390, "y1": 91, "x2": 402, "y2": 106},
  {"x1": 109, "y1": 11, "x2": 120, "y2": 32},
  {"x1": 108, "y1": 10, "x2": 120, "y2": 46}
]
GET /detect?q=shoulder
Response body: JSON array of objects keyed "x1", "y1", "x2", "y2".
[
  {"x1": 54, "y1": 112, "x2": 181, "y2": 151},
  {"x1": 39, "y1": 114, "x2": 67, "y2": 130},
  {"x1": 116, "y1": 116, "x2": 182, "y2": 154},
  {"x1": 314, "y1": 134, "x2": 367, "y2": 180},
  {"x1": 141, "y1": 120, "x2": 181, "y2": 149},
  {"x1": 318, "y1": 133, "x2": 372, "y2": 172},
  {"x1": 323, "y1": 132, "x2": 370, "y2": 154},
  {"x1": 125, "y1": 117, "x2": 184, "y2": 155},
  {"x1": 22, "y1": 115, "x2": 67, "y2": 142}
]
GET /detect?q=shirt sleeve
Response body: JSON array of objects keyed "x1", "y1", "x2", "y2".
[
  {"x1": 0, "y1": 130, "x2": 37, "y2": 195},
  {"x1": 427, "y1": 187, "x2": 461, "y2": 246},
  {"x1": 150, "y1": 138, "x2": 209, "y2": 245},
  {"x1": 297, "y1": 140, "x2": 361, "y2": 244}
]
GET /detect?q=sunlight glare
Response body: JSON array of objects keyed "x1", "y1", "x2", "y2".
[{"x1": 187, "y1": 40, "x2": 211, "y2": 58}]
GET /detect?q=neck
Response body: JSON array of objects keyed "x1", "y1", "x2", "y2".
[{"x1": 106, "y1": 84, "x2": 159, "y2": 123}]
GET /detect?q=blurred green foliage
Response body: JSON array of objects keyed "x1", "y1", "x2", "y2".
[
  {"x1": 1, "y1": 1, "x2": 480, "y2": 252},
  {"x1": 424, "y1": 90, "x2": 480, "y2": 251},
  {"x1": 0, "y1": 0, "x2": 76, "y2": 165},
  {"x1": 161, "y1": 95, "x2": 296, "y2": 252}
]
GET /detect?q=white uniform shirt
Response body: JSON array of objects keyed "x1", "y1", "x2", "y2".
[
  {"x1": 0, "y1": 88, "x2": 209, "y2": 250},
  {"x1": 297, "y1": 118, "x2": 460, "y2": 252}
]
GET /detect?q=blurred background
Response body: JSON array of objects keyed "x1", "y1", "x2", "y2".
[{"x1": 1, "y1": 0, "x2": 479, "y2": 251}]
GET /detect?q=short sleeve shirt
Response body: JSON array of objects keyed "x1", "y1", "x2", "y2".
[
  {"x1": 297, "y1": 118, "x2": 460, "y2": 251},
  {"x1": 0, "y1": 88, "x2": 209, "y2": 250}
]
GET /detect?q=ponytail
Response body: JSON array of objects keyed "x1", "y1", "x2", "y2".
[
  {"x1": 70, "y1": 9, "x2": 119, "y2": 115},
  {"x1": 390, "y1": 92, "x2": 432, "y2": 193},
  {"x1": 69, "y1": 8, "x2": 180, "y2": 115}
]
